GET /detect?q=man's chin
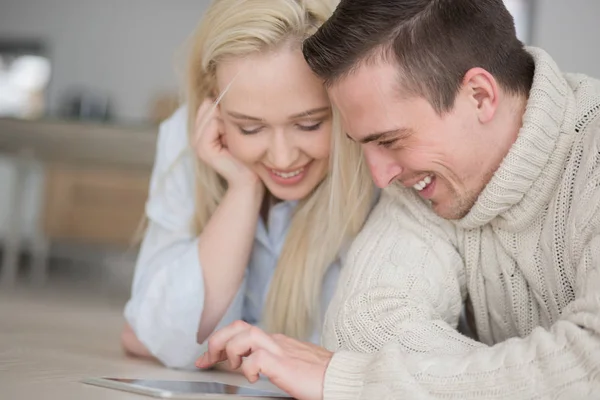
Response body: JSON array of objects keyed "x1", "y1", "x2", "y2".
[{"x1": 431, "y1": 201, "x2": 471, "y2": 220}]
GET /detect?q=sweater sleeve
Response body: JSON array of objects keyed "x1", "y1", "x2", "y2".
[
  {"x1": 124, "y1": 108, "x2": 246, "y2": 369},
  {"x1": 322, "y1": 189, "x2": 600, "y2": 399}
]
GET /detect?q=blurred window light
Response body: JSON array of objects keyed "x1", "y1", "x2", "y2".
[{"x1": 0, "y1": 41, "x2": 51, "y2": 119}]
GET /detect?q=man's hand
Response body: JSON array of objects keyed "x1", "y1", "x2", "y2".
[{"x1": 196, "y1": 320, "x2": 332, "y2": 400}]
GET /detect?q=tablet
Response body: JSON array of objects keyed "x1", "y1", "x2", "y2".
[{"x1": 82, "y1": 377, "x2": 292, "y2": 399}]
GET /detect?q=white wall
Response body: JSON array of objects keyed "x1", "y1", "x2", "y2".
[
  {"x1": 0, "y1": 0, "x2": 210, "y2": 122},
  {"x1": 530, "y1": 0, "x2": 600, "y2": 78}
]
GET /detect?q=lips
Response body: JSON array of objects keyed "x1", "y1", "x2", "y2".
[
  {"x1": 271, "y1": 167, "x2": 305, "y2": 179},
  {"x1": 266, "y1": 161, "x2": 313, "y2": 186}
]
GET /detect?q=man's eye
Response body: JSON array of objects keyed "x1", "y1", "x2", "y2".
[{"x1": 378, "y1": 139, "x2": 397, "y2": 148}]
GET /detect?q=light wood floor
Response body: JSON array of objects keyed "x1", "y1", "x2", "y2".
[{"x1": 0, "y1": 284, "x2": 282, "y2": 399}]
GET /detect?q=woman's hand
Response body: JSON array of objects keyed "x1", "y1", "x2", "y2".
[{"x1": 193, "y1": 99, "x2": 261, "y2": 190}]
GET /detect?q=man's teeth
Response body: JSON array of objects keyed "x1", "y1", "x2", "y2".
[
  {"x1": 413, "y1": 175, "x2": 433, "y2": 191},
  {"x1": 273, "y1": 168, "x2": 304, "y2": 179}
]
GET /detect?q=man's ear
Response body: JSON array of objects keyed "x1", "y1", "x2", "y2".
[{"x1": 462, "y1": 67, "x2": 499, "y2": 123}]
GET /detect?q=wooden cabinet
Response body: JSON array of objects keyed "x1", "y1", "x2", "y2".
[
  {"x1": 0, "y1": 117, "x2": 158, "y2": 285},
  {"x1": 43, "y1": 166, "x2": 150, "y2": 247}
]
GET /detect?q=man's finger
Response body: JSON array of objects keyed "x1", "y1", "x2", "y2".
[
  {"x1": 240, "y1": 348, "x2": 279, "y2": 384},
  {"x1": 197, "y1": 320, "x2": 252, "y2": 367},
  {"x1": 196, "y1": 345, "x2": 230, "y2": 369},
  {"x1": 224, "y1": 327, "x2": 281, "y2": 370}
]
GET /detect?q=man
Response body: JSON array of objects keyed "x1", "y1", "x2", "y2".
[{"x1": 196, "y1": 0, "x2": 600, "y2": 398}]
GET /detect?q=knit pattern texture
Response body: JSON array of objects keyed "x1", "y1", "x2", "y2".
[{"x1": 322, "y1": 48, "x2": 600, "y2": 399}]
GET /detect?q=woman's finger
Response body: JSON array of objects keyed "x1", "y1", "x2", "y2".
[{"x1": 194, "y1": 99, "x2": 218, "y2": 147}]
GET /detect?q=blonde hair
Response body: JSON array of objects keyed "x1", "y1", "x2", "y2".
[{"x1": 186, "y1": 0, "x2": 374, "y2": 340}]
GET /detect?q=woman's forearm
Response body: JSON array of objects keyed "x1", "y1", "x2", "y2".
[{"x1": 196, "y1": 182, "x2": 264, "y2": 342}]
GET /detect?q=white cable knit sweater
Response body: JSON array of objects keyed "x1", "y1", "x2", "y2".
[{"x1": 322, "y1": 48, "x2": 600, "y2": 399}]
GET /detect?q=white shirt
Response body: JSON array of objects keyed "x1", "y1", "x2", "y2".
[{"x1": 124, "y1": 107, "x2": 341, "y2": 369}]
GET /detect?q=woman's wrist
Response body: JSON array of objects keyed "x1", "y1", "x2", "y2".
[{"x1": 227, "y1": 179, "x2": 265, "y2": 207}]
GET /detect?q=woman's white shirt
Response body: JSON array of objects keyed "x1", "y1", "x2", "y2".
[{"x1": 124, "y1": 107, "x2": 341, "y2": 369}]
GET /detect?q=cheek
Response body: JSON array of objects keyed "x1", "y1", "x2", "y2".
[
  {"x1": 400, "y1": 145, "x2": 439, "y2": 169},
  {"x1": 301, "y1": 127, "x2": 332, "y2": 161},
  {"x1": 405, "y1": 131, "x2": 457, "y2": 172},
  {"x1": 417, "y1": 146, "x2": 466, "y2": 188},
  {"x1": 223, "y1": 127, "x2": 263, "y2": 164}
]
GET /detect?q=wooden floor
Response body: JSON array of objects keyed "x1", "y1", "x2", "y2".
[{"x1": 0, "y1": 284, "x2": 283, "y2": 399}]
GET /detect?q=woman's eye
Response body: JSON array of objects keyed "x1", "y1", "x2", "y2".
[
  {"x1": 239, "y1": 126, "x2": 263, "y2": 135},
  {"x1": 297, "y1": 122, "x2": 323, "y2": 132}
]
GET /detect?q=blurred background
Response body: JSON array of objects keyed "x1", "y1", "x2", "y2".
[
  {"x1": 0, "y1": 0, "x2": 212, "y2": 300},
  {"x1": 0, "y1": 0, "x2": 599, "y2": 300}
]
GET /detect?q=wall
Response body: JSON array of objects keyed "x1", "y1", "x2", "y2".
[
  {"x1": 1, "y1": 1, "x2": 599, "y2": 122},
  {"x1": 530, "y1": 0, "x2": 600, "y2": 77},
  {"x1": 0, "y1": 0, "x2": 210, "y2": 122}
]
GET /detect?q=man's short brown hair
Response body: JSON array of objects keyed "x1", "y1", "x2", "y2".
[{"x1": 303, "y1": 0, "x2": 534, "y2": 113}]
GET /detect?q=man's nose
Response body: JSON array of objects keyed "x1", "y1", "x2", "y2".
[{"x1": 364, "y1": 148, "x2": 403, "y2": 188}]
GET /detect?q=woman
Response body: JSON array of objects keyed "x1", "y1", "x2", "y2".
[{"x1": 121, "y1": 0, "x2": 374, "y2": 369}]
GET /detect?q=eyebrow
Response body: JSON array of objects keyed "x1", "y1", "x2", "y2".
[
  {"x1": 347, "y1": 127, "x2": 414, "y2": 144},
  {"x1": 226, "y1": 106, "x2": 331, "y2": 122}
]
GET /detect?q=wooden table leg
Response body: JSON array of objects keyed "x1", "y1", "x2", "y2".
[
  {"x1": 29, "y1": 165, "x2": 49, "y2": 286},
  {"x1": 30, "y1": 235, "x2": 49, "y2": 286}
]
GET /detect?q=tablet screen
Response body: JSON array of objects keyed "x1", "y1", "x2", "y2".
[{"x1": 105, "y1": 378, "x2": 291, "y2": 398}]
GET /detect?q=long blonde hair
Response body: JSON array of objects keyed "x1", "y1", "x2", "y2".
[{"x1": 186, "y1": 0, "x2": 374, "y2": 340}]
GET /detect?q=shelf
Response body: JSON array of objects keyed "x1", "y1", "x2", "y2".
[{"x1": 0, "y1": 117, "x2": 158, "y2": 170}]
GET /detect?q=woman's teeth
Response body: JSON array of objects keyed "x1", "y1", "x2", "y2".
[
  {"x1": 413, "y1": 175, "x2": 433, "y2": 191},
  {"x1": 272, "y1": 167, "x2": 304, "y2": 179}
]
